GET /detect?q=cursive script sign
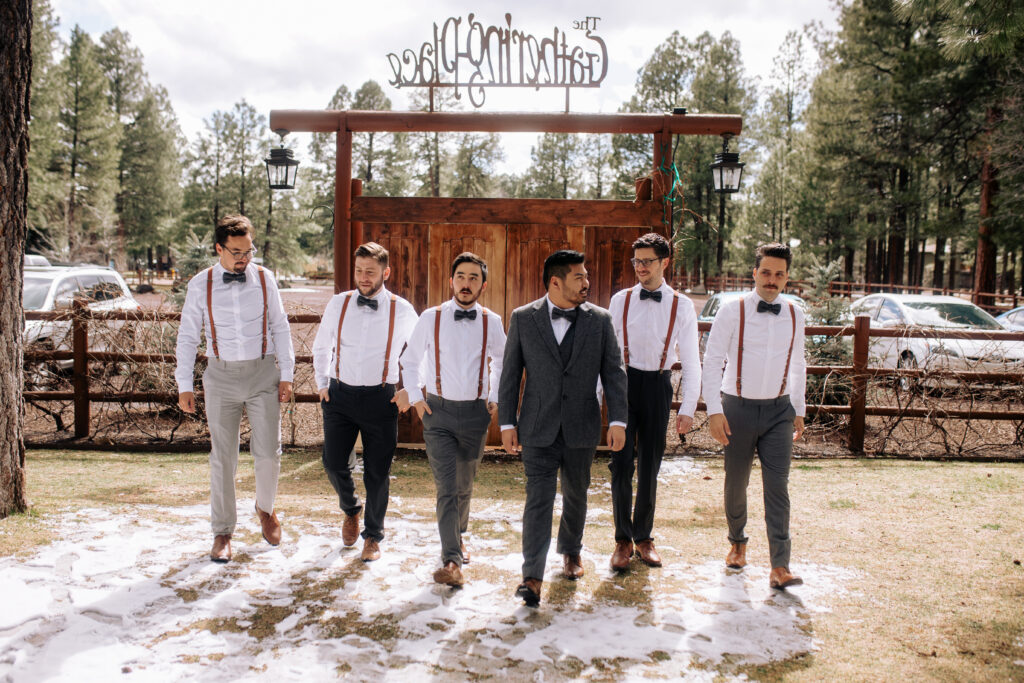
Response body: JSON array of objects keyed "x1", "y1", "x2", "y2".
[{"x1": 386, "y1": 13, "x2": 608, "y2": 108}]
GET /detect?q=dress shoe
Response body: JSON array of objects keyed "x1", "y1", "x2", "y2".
[
  {"x1": 433, "y1": 561, "x2": 465, "y2": 587},
  {"x1": 460, "y1": 539, "x2": 470, "y2": 564},
  {"x1": 255, "y1": 503, "x2": 281, "y2": 546},
  {"x1": 562, "y1": 553, "x2": 584, "y2": 580},
  {"x1": 515, "y1": 577, "x2": 543, "y2": 607},
  {"x1": 726, "y1": 542, "x2": 747, "y2": 569},
  {"x1": 610, "y1": 540, "x2": 634, "y2": 571},
  {"x1": 635, "y1": 540, "x2": 662, "y2": 567},
  {"x1": 769, "y1": 566, "x2": 803, "y2": 589},
  {"x1": 361, "y1": 538, "x2": 381, "y2": 562},
  {"x1": 342, "y1": 512, "x2": 360, "y2": 547},
  {"x1": 210, "y1": 534, "x2": 232, "y2": 563}
]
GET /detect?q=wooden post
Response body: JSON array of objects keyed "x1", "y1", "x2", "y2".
[
  {"x1": 333, "y1": 127, "x2": 352, "y2": 294},
  {"x1": 72, "y1": 299, "x2": 89, "y2": 438},
  {"x1": 849, "y1": 315, "x2": 870, "y2": 453},
  {"x1": 652, "y1": 130, "x2": 670, "y2": 236},
  {"x1": 351, "y1": 178, "x2": 364, "y2": 255}
]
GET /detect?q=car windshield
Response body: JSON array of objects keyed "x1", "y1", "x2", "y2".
[
  {"x1": 23, "y1": 276, "x2": 53, "y2": 310},
  {"x1": 902, "y1": 302, "x2": 1003, "y2": 330}
]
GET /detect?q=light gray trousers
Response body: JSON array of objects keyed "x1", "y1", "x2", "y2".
[
  {"x1": 203, "y1": 355, "x2": 282, "y2": 535},
  {"x1": 722, "y1": 393, "x2": 795, "y2": 569}
]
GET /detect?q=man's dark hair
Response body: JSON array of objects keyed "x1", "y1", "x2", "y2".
[
  {"x1": 632, "y1": 232, "x2": 671, "y2": 260},
  {"x1": 354, "y1": 242, "x2": 389, "y2": 267},
  {"x1": 451, "y1": 252, "x2": 488, "y2": 282},
  {"x1": 543, "y1": 250, "x2": 586, "y2": 289},
  {"x1": 755, "y1": 242, "x2": 792, "y2": 270},
  {"x1": 214, "y1": 214, "x2": 253, "y2": 248}
]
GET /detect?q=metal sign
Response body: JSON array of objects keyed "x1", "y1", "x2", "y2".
[{"x1": 386, "y1": 13, "x2": 608, "y2": 109}]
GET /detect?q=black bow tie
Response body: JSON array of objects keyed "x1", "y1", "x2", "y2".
[
  {"x1": 757, "y1": 300, "x2": 782, "y2": 315},
  {"x1": 357, "y1": 294, "x2": 378, "y2": 310},
  {"x1": 639, "y1": 288, "x2": 662, "y2": 302},
  {"x1": 551, "y1": 307, "x2": 577, "y2": 323},
  {"x1": 222, "y1": 271, "x2": 246, "y2": 284},
  {"x1": 454, "y1": 308, "x2": 477, "y2": 321}
]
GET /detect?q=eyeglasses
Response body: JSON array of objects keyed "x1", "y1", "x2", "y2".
[
  {"x1": 630, "y1": 257, "x2": 660, "y2": 269},
  {"x1": 224, "y1": 247, "x2": 258, "y2": 259}
]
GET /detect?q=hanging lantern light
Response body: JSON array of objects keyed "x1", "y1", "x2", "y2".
[
  {"x1": 710, "y1": 134, "x2": 745, "y2": 194},
  {"x1": 265, "y1": 129, "x2": 300, "y2": 190}
]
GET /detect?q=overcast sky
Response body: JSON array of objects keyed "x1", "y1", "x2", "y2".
[{"x1": 50, "y1": 0, "x2": 840, "y2": 173}]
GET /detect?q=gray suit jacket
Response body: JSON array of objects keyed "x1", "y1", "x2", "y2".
[{"x1": 499, "y1": 297, "x2": 627, "y2": 449}]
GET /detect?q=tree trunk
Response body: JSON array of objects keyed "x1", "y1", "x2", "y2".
[
  {"x1": 973, "y1": 107, "x2": 1000, "y2": 308},
  {"x1": 932, "y1": 237, "x2": 946, "y2": 290},
  {"x1": 844, "y1": 246, "x2": 854, "y2": 282},
  {"x1": 0, "y1": 0, "x2": 31, "y2": 517},
  {"x1": 948, "y1": 238, "x2": 958, "y2": 291},
  {"x1": 865, "y1": 238, "x2": 877, "y2": 285}
]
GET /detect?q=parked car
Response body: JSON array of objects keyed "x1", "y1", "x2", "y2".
[
  {"x1": 697, "y1": 291, "x2": 807, "y2": 355},
  {"x1": 23, "y1": 265, "x2": 140, "y2": 383},
  {"x1": 848, "y1": 294, "x2": 1024, "y2": 388},
  {"x1": 995, "y1": 306, "x2": 1024, "y2": 332}
]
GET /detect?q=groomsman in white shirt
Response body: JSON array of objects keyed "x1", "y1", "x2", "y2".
[
  {"x1": 397, "y1": 253, "x2": 506, "y2": 588},
  {"x1": 701, "y1": 242, "x2": 806, "y2": 589},
  {"x1": 176, "y1": 214, "x2": 295, "y2": 563},
  {"x1": 311, "y1": 242, "x2": 418, "y2": 562},
  {"x1": 607, "y1": 232, "x2": 701, "y2": 572}
]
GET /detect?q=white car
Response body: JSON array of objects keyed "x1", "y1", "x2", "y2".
[
  {"x1": 23, "y1": 265, "x2": 140, "y2": 379},
  {"x1": 848, "y1": 294, "x2": 1024, "y2": 386}
]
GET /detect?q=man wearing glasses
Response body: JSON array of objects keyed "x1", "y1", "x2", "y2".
[
  {"x1": 176, "y1": 214, "x2": 295, "y2": 563},
  {"x1": 606, "y1": 233, "x2": 701, "y2": 572}
]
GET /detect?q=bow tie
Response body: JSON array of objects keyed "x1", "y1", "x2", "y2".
[
  {"x1": 454, "y1": 308, "x2": 477, "y2": 321},
  {"x1": 757, "y1": 300, "x2": 782, "y2": 315},
  {"x1": 357, "y1": 294, "x2": 378, "y2": 310},
  {"x1": 222, "y1": 271, "x2": 246, "y2": 284},
  {"x1": 639, "y1": 288, "x2": 662, "y2": 302},
  {"x1": 551, "y1": 307, "x2": 577, "y2": 323}
]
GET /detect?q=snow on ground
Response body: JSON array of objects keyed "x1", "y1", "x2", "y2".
[{"x1": 0, "y1": 458, "x2": 853, "y2": 682}]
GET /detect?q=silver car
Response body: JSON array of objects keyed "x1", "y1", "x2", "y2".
[{"x1": 848, "y1": 294, "x2": 1024, "y2": 386}]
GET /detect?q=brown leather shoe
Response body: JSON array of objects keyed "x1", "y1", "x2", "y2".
[
  {"x1": 342, "y1": 512, "x2": 360, "y2": 547},
  {"x1": 515, "y1": 577, "x2": 543, "y2": 607},
  {"x1": 769, "y1": 566, "x2": 803, "y2": 589},
  {"x1": 361, "y1": 538, "x2": 381, "y2": 562},
  {"x1": 210, "y1": 534, "x2": 232, "y2": 563},
  {"x1": 726, "y1": 542, "x2": 747, "y2": 569},
  {"x1": 255, "y1": 504, "x2": 281, "y2": 546},
  {"x1": 610, "y1": 540, "x2": 634, "y2": 571},
  {"x1": 635, "y1": 540, "x2": 662, "y2": 567},
  {"x1": 460, "y1": 538, "x2": 470, "y2": 564},
  {"x1": 562, "y1": 553, "x2": 584, "y2": 580},
  {"x1": 432, "y1": 561, "x2": 465, "y2": 587}
]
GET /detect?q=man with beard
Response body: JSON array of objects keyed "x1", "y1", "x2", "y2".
[
  {"x1": 176, "y1": 214, "x2": 295, "y2": 563},
  {"x1": 499, "y1": 250, "x2": 628, "y2": 607},
  {"x1": 312, "y1": 242, "x2": 418, "y2": 561},
  {"x1": 702, "y1": 242, "x2": 806, "y2": 589},
  {"x1": 398, "y1": 252, "x2": 506, "y2": 587},
  {"x1": 607, "y1": 232, "x2": 701, "y2": 572}
]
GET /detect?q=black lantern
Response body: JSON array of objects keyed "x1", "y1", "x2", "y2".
[
  {"x1": 710, "y1": 135, "x2": 744, "y2": 194},
  {"x1": 265, "y1": 129, "x2": 299, "y2": 190}
]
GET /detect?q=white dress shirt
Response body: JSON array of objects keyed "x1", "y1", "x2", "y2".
[
  {"x1": 701, "y1": 290, "x2": 807, "y2": 417},
  {"x1": 311, "y1": 287, "x2": 418, "y2": 390},
  {"x1": 400, "y1": 299, "x2": 506, "y2": 404},
  {"x1": 608, "y1": 281, "x2": 702, "y2": 417},
  {"x1": 175, "y1": 262, "x2": 295, "y2": 393}
]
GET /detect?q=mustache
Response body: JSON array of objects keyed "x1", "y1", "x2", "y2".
[{"x1": 459, "y1": 288, "x2": 473, "y2": 294}]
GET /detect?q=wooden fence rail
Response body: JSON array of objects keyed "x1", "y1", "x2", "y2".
[{"x1": 23, "y1": 306, "x2": 1024, "y2": 452}]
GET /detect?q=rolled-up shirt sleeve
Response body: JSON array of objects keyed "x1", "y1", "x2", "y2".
[
  {"x1": 265, "y1": 272, "x2": 294, "y2": 382},
  {"x1": 174, "y1": 279, "x2": 205, "y2": 393},
  {"x1": 675, "y1": 301, "x2": 702, "y2": 417}
]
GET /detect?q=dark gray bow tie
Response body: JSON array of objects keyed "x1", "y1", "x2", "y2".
[
  {"x1": 639, "y1": 288, "x2": 662, "y2": 302},
  {"x1": 454, "y1": 308, "x2": 477, "y2": 321},
  {"x1": 551, "y1": 307, "x2": 577, "y2": 323},
  {"x1": 357, "y1": 294, "x2": 378, "y2": 310},
  {"x1": 223, "y1": 271, "x2": 246, "y2": 283},
  {"x1": 757, "y1": 300, "x2": 781, "y2": 315}
]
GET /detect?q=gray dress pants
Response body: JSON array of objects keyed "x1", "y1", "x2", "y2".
[
  {"x1": 203, "y1": 355, "x2": 282, "y2": 535},
  {"x1": 722, "y1": 393, "x2": 795, "y2": 569},
  {"x1": 421, "y1": 394, "x2": 492, "y2": 567}
]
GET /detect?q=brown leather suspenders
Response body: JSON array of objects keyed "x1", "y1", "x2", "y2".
[
  {"x1": 434, "y1": 305, "x2": 490, "y2": 399},
  {"x1": 333, "y1": 292, "x2": 397, "y2": 385},
  {"x1": 206, "y1": 266, "x2": 267, "y2": 359},
  {"x1": 736, "y1": 299, "x2": 796, "y2": 398},
  {"x1": 621, "y1": 289, "x2": 679, "y2": 371}
]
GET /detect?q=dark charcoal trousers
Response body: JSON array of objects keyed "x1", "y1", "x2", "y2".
[
  {"x1": 609, "y1": 366, "x2": 673, "y2": 543},
  {"x1": 722, "y1": 393, "x2": 795, "y2": 569},
  {"x1": 321, "y1": 379, "x2": 398, "y2": 542}
]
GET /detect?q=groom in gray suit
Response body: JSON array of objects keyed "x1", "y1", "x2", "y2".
[{"x1": 499, "y1": 249, "x2": 628, "y2": 607}]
